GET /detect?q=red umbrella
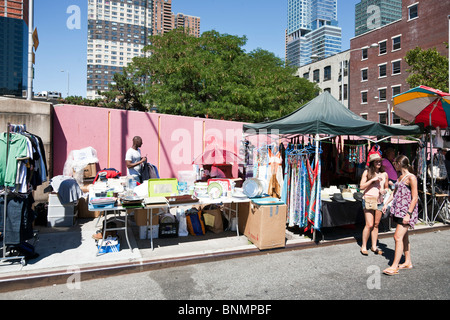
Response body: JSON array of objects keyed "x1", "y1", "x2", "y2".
[
  {"x1": 393, "y1": 85, "x2": 450, "y2": 128},
  {"x1": 192, "y1": 145, "x2": 242, "y2": 165}
]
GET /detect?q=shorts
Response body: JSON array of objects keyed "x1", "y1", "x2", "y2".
[{"x1": 362, "y1": 199, "x2": 383, "y2": 211}]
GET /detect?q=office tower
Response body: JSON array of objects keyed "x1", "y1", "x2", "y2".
[
  {"x1": 355, "y1": 0, "x2": 402, "y2": 36},
  {"x1": 286, "y1": 0, "x2": 342, "y2": 67},
  {"x1": 0, "y1": 0, "x2": 29, "y2": 96},
  {"x1": 87, "y1": 0, "x2": 201, "y2": 99}
]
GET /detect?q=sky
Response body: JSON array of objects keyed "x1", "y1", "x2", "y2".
[{"x1": 33, "y1": 0, "x2": 360, "y2": 98}]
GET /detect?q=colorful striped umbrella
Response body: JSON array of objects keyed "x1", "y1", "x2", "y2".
[{"x1": 393, "y1": 85, "x2": 450, "y2": 128}]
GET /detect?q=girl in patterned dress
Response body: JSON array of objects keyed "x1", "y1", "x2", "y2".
[{"x1": 381, "y1": 155, "x2": 419, "y2": 276}]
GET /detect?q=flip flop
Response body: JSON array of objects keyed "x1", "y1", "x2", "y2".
[
  {"x1": 371, "y1": 247, "x2": 383, "y2": 255},
  {"x1": 399, "y1": 264, "x2": 413, "y2": 269},
  {"x1": 383, "y1": 267, "x2": 399, "y2": 276},
  {"x1": 360, "y1": 249, "x2": 368, "y2": 256}
]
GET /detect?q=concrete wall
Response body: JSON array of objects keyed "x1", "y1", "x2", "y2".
[
  {"x1": 0, "y1": 97, "x2": 53, "y2": 201},
  {"x1": 52, "y1": 104, "x2": 246, "y2": 180}
]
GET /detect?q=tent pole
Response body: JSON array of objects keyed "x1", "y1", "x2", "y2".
[{"x1": 313, "y1": 133, "x2": 320, "y2": 242}]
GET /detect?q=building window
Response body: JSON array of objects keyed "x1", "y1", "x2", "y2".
[
  {"x1": 313, "y1": 69, "x2": 320, "y2": 83},
  {"x1": 303, "y1": 72, "x2": 309, "y2": 80},
  {"x1": 408, "y1": 3, "x2": 418, "y2": 20},
  {"x1": 361, "y1": 91, "x2": 368, "y2": 104},
  {"x1": 379, "y1": 40, "x2": 387, "y2": 55},
  {"x1": 392, "y1": 35, "x2": 401, "y2": 51},
  {"x1": 392, "y1": 85, "x2": 402, "y2": 97},
  {"x1": 324, "y1": 88, "x2": 331, "y2": 94},
  {"x1": 392, "y1": 60, "x2": 401, "y2": 75},
  {"x1": 361, "y1": 68, "x2": 368, "y2": 81},
  {"x1": 324, "y1": 66, "x2": 331, "y2": 81},
  {"x1": 379, "y1": 112, "x2": 387, "y2": 124},
  {"x1": 378, "y1": 88, "x2": 387, "y2": 102},
  {"x1": 362, "y1": 48, "x2": 368, "y2": 60},
  {"x1": 392, "y1": 113, "x2": 401, "y2": 124},
  {"x1": 360, "y1": 113, "x2": 368, "y2": 120},
  {"x1": 379, "y1": 63, "x2": 387, "y2": 78}
]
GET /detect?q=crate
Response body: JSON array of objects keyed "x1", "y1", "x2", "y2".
[
  {"x1": 47, "y1": 213, "x2": 76, "y2": 227},
  {"x1": 47, "y1": 202, "x2": 77, "y2": 227},
  {"x1": 158, "y1": 221, "x2": 179, "y2": 238},
  {"x1": 139, "y1": 225, "x2": 159, "y2": 240}
]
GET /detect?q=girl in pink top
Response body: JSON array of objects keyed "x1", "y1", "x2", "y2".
[{"x1": 359, "y1": 153, "x2": 389, "y2": 256}]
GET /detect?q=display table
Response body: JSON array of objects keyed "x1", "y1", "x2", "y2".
[
  {"x1": 90, "y1": 196, "x2": 251, "y2": 254},
  {"x1": 88, "y1": 203, "x2": 133, "y2": 256},
  {"x1": 321, "y1": 200, "x2": 364, "y2": 228}
]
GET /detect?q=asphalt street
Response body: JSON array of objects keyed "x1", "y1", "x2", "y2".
[{"x1": 0, "y1": 229, "x2": 449, "y2": 302}]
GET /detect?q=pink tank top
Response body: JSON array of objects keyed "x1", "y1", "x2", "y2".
[{"x1": 363, "y1": 172, "x2": 386, "y2": 204}]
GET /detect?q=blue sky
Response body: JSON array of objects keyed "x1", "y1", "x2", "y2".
[{"x1": 33, "y1": 0, "x2": 360, "y2": 98}]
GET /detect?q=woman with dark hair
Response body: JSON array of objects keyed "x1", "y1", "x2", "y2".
[
  {"x1": 381, "y1": 155, "x2": 419, "y2": 276},
  {"x1": 359, "y1": 153, "x2": 389, "y2": 256}
]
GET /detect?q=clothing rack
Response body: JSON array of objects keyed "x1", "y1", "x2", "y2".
[{"x1": 1, "y1": 123, "x2": 26, "y2": 266}]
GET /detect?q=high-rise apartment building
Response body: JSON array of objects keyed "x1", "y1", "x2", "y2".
[
  {"x1": 86, "y1": 0, "x2": 153, "y2": 100},
  {"x1": 286, "y1": 0, "x2": 342, "y2": 67},
  {"x1": 355, "y1": 0, "x2": 402, "y2": 36},
  {"x1": 174, "y1": 13, "x2": 200, "y2": 37},
  {"x1": 153, "y1": 0, "x2": 173, "y2": 35},
  {"x1": 0, "y1": 0, "x2": 29, "y2": 96},
  {"x1": 87, "y1": 0, "x2": 200, "y2": 100}
]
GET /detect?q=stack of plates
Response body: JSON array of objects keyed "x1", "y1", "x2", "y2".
[
  {"x1": 242, "y1": 178, "x2": 267, "y2": 198},
  {"x1": 207, "y1": 182, "x2": 223, "y2": 199}
]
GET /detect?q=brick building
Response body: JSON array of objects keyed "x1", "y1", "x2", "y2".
[
  {"x1": 349, "y1": 0, "x2": 449, "y2": 124},
  {"x1": 0, "y1": 0, "x2": 29, "y2": 25}
]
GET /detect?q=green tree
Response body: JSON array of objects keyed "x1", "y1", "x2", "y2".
[
  {"x1": 131, "y1": 28, "x2": 319, "y2": 122},
  {"x1": 405, "y1": 46, "x2": 449, "y2": 92},
  {"x1": 102, "y1": 66, "x2": 146, "y2": 111}
]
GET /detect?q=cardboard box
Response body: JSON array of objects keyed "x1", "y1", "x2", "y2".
[
  {"x1": 77, "y1": 197, "x2": 101, "y2": 218},
  {"x1": 74, "y1": 163, "x2": 97, "y2": 179},
  {"x1": 133, "y1": 208, "x2": 160, "y2": 226},
  {"x1": 244, "y1": 202, "x2": 287, "y2": 250}
]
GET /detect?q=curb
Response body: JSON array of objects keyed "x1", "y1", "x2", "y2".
[{"x1": 0, "y1": 224, "x2": 448, "y2": 293}]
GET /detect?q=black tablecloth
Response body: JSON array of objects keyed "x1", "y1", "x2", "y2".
[{"x1": 321, "y1": 200, "x2": 364, "y2": 228}]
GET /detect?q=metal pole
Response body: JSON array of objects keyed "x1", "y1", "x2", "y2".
[{"x1": 26, "y1": 0, "x2": 34, "y2": 100}]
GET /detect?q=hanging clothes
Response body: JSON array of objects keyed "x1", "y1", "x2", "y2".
[
  {"x1": 268, "y1": 147, "x2": 284, "y2": 198},
  {"x1": 283, "y1": 143, "x2": 322, "y2": 232}
]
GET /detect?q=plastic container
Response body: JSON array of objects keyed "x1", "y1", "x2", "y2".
[
  {"x1": 178, "y1": 171, "x2": 197, "y2": 187},
  {"x1": 139, "y1": 225, "x2": 159, "y2": 240}
]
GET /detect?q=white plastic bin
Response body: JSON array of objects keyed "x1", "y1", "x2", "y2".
[{"x1": 47, "y1": 195, "x2": 77, "y2": 227}]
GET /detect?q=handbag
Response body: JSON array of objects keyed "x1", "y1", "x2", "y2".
[{"x1": 364, "y1": 196, "x2": 378, "y2": 210}]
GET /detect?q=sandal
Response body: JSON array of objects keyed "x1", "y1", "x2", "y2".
[
  {"x1": 383, "y1": 267, "x2": 399, "y2": 276},
  {"x1": 399, "y1": 263, "x2": 413, "y2": 270},
  {"x1": 360, "y1": 249, "x2": 368, "y2": 256},
  {"x1": 370, "y1": 247, "x2": 383, "y2": 255}
]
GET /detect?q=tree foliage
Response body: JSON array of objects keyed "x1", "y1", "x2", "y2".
[
  {"x1": 125, "y1": 29, "x2": 320, "y2": 122},
  {"x1": 405, "y1": 46, "x2": 449, "y2": 93}
]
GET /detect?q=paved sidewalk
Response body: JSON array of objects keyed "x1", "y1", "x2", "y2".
[{"x1": 0, "y1": 212, "x2": 448, "y2": 292}]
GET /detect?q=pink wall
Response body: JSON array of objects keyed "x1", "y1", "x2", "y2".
[{"x1": 52, "y1": 105, "x2": 245, "y2": 179}]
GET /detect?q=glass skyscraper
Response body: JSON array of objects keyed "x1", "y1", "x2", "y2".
[
  {"x1": 355, "y1": 0, "x2": 402, "y2": 36},
  {"x1": 286, "y1": 0, "x2": 341, "y2": 67}
]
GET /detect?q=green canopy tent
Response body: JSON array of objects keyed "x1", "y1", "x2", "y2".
[
  {"x1": 243, "y1": 91, "x2": 422, "y2": 136},
  {"x1": 243, "y1": 92, "x2": 423, "y2": 241}
]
